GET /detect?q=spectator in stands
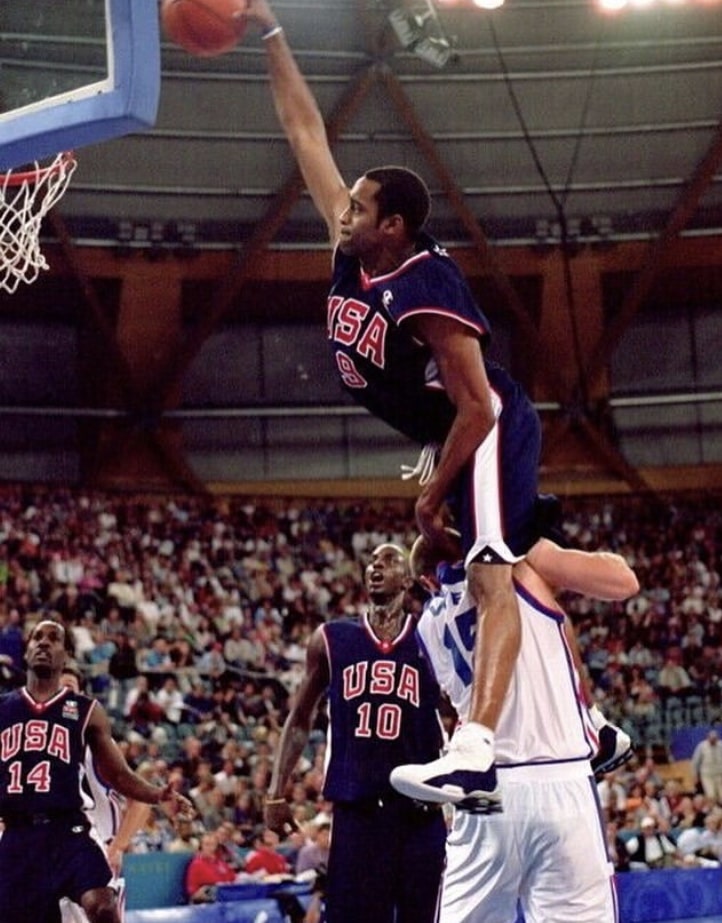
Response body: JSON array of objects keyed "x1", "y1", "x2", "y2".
[
  {"x1": 124, "y1": 674, "x2": 151, "y2": 717},
  {"x1": 139, "y1": 635, "x2": 174, "y2": 673},
  {"x1": 676, "y1": 809, "x2": 722, "y2": 865},
  {"x1": 638, "y1": 778, "x2": 672, "y2": 827},
  {"x1": 223, "y1": 624, "x2": 247, "y2": 667},
  {"x1": 183, "y1": 679, "x2": 216, "y2": 723},
  {"x1": 657, "y1": 652, "x2": 694, "y2": 701},
  {"x1": 626, "y1": 666, "x2": 660, "y2": 719},
  {"x1": 128, "y1": 688, "x2": 166, "y2": 739},
  {"x1": 190, "y1": 760, "x2": 217, "y2": 802},
  {"x1": 598, "y1": 770, "x2": 628, "y2": 821},
  {"x1": 185, "y1": 831, "x2": 237, "y2": 903},
  {"x1": 154, "y1": 675, "x2": 185, "y2": 725},
  {"x1": 233, "y1": 789, "x2": 263, "y2": 843},
  {"x1": 691, "y1": 792, "x2": 715, "y2": 828},
  {"x1": 244, "y1": 826, "x2": 291, "y2": 877},
  {"x1": 692, "y1": 729, "x2": 722, "y2": 804},
  {"x1": 624, "y1": 781, "x2": 646, "y2": 827},
  {"x1": 196, "y1": 641, "x2": 227, "y2": 679},
  {"x1": 295, "y1": 818, "x2": 331, "y2": 875},
  {"x1": 635, "y1": 755, "x2": 665, "y2": 791},
  {"x1": 625, "y1": 815, "x2": 681, "y2": 869},
  {"x1": 660, "y1": 778, "x2": 686, "y2": 819},
  {"x1": 177, "y1": 735, "x2": 207, "y2": 787},
  {"x1": 215, "y1": 821, "x2": 247, "y2": 871},
  {"x1": 108, "y1": 631, "x2": 139, "y2": 704},
  {"x1": 169, "y1": 637, "x2": 197, "y2": 673},
  {"x1": 167, "y1": 817, "x2": 202, "y2": 854},
  {"x1": 129, "y1": 808, "x2": 175, "y2": 854},
  {"x1": 0, "y1": 605, "x2": 24, "y2": 685},
  {"x1": 214, "y1": 756, "x2": 241, "y2": 802},
  {"x1": 670, "y1": 794, "x2": 701, "y2": 832},
  {"x1": 605, "y1": 818, "x2": 631, "y2": 873}
]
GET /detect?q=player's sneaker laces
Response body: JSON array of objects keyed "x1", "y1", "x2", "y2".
[
  {"x1": 390, "y1": 722, "x2": 502, "y2": 814},
  {"x1": 591, "y1": 723, "x2": 633, "y2": 777}
]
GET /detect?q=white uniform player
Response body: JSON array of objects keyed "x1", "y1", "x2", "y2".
[
  {"x1": 60, "y1": 749, "x2": 128, "y2": 923},
  {"x1": 412, "y1": 558, "x2": 619, "y2": 923},
  {"x1": 59, "y1": 669, "x2": 150, "y2": 923}
]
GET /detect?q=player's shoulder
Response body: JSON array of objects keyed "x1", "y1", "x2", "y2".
[
  {"x1": 0, "y1": 687, "x2": 20, "y2": 707},
  {"x1": 322, "y1": 615, "x2": 361, "y2": 637},
  {"x1": 418, "y1": 232, "x2": 469, "y2": 274}
]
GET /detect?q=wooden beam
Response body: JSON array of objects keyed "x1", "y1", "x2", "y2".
[
  {"x1": 580, "y1": 116, "x2": 722, "y2": 393},
  {"x1": 47, "y1": 211, "x2": 140, "y2": 409},
  {"x1": 377, "y1": 67, "x2": 542, "y2": 355},
  {"x1": 154, "y1": 64, "x2": 379, "y2": 414}
]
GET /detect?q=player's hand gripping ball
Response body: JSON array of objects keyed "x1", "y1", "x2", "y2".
[{"x1": 161, "y1": 0, "x2": 248, "y2": 57}]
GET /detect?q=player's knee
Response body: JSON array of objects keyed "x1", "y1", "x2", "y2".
[{"x1": 81, "y1": 888, "x2": 119, "y2": 923}]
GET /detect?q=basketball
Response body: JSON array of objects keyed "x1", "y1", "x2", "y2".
[{"x1": 161, "y1": 0, "x2": 248, "y2": 58}]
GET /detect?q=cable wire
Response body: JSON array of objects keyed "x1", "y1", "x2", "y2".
[{"x1": 486, "y1": 15, "x2": 607, "y2": 403}]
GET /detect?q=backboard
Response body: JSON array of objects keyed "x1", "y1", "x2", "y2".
[{"x1": 0, "y1": 0, "x2": 161, "y2": 170}]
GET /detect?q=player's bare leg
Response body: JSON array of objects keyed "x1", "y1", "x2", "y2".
[{"x1": 391, "y1": 562, "x2": 518, "y2": 812}]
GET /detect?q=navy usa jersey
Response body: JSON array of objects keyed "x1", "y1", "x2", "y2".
[
  {"x1": 321, "y1": 614, "x2": 444, "y2": 802},
  {"x1": 328, "y1": 233, "x2": 495, "y2": 445},
  {"x1": 0, "y1": 687, "x2": 95, "y2": 818}
]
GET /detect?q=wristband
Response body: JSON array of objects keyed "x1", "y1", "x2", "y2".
[
  {"x1": 262, "y1": 25, "x2": 284, "y2": 41},
  {"x1": 264, "y1": 797, "x2": 286, "y2": 805}
]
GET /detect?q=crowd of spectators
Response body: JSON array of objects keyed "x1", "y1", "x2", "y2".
[{"x1": 1, "y1": 484, "x2": 722, "y2": 878}]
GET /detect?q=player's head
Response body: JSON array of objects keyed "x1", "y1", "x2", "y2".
[
  {"x1": 364, "y1": 166, "x2": 431, "y2": 236},
  {"x1": 409, "y1": 529, "x2": 463, "y2": 586},
  {"x1": 25, "y1": 618, "x2": 73, "y2": 677},
  {"x1": 60, "y1": 661, "x2": 84, "y2": 694},
  {"x1": 364, "y1": 542, "x2": 412, "y2": 601}
]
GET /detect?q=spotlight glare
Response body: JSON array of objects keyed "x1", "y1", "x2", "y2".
[{"x1": 472, "y1": 0, "x2": 505, "y2": 8}]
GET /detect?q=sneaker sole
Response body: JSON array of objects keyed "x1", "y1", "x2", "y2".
[
  {"x1": 593, "y1": 745, "x2": 634, "y2": 778},
  {"x1": 390, "y1": 773, "x2": 502, "y2": 812}
]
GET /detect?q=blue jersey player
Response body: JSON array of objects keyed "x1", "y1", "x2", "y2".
[
  {"x1": 263, "y1": 544, "x2": 447, "y2": 923},
  {"x1": 0, "y1": 620, "x2": 193, "y2": 923},
  {"x1": 247, "y1": 0, "x2": 565, "y2": 809}
]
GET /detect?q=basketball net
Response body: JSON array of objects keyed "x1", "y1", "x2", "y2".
[{"x1": 0, "y1": 151, "x2": 77, "y2": 294}]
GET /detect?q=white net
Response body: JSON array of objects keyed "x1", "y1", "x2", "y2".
[{"x1": 0, "y1": 152, "x2": 77, "y2": 294}]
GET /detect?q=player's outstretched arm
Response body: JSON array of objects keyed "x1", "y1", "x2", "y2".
[
  {"x1": 527, "y1": 537, "x2": 639, "y2": 601},
  {"x1": 265, "y1": 627, "x2": 330, "y2": 833},
  {"x1": 85, "y1": 704, "x2": 193, "y2": 818},
  {"x1": 106, "y1": 799, "x2": 152, "y2": 876},
  {"x1": 246, "y1": 0, "x2": 349, "y2": 244}
]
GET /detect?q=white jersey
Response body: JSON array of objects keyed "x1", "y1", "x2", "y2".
[
  {"x1": 60, "y1": 750, "x2": 126, "y2": 923},
  {"x1": 416, "y1": 561, "x2": 618, "y2": 923},
  {"x1": 417, "y1": 560, "x2": 598, "y2": 767},
  {"x1": 82, "y1": 749, "x2": 126, "y2": 843}
]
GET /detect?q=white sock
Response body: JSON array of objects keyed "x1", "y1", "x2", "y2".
[
  {"x1": 589, "y1": 704, "x2": 607, "y2": 731},
  {"x1": 456, "y1": 721, "x2": 495, "y2": 748}
]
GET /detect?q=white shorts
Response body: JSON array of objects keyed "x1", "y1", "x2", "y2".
[{"x1": 439, "y1": 765, "x2": 618, "y2": 923}]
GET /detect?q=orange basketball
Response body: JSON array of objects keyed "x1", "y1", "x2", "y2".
[{"x1": 161, "y1": 0, "x2": 248, "y2": 58}]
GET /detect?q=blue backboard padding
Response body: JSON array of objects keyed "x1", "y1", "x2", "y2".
[{"x1": 0, "y1": 0, "x2": 160, "y2": 170}]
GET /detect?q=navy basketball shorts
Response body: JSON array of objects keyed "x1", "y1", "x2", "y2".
[
  {"x1": 451, "y1": 385, "x2": 542, "y2": 565},
  {"x1": 325, "y1": 795, "x2": 446, "y2": 923},
  {"x1": 0, "y1": 820, "x2": 112, "y2": 923}
]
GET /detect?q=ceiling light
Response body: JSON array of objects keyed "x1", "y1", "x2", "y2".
[{"x1": 389, "y1": 1, "x2": 458, "y2": 69}]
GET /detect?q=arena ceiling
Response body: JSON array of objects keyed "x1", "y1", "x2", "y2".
[{"x1": 1, "y1": 0, "x2": 722, "y2": 497}]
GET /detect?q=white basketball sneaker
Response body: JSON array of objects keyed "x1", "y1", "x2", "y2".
[
  {"x1": 591, "y1": 723, "x2": 634, "y2": 778},
  {"x1": 390, "y1": 722, "x2": 502, "y2": 813}
]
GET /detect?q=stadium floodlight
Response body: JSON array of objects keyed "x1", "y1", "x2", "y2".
[{"x1": 389, "y1": 1, "x2": 459, "y2": 69}]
